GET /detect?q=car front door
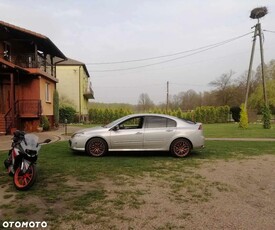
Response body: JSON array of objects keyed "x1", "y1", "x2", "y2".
[{"x1": 110, "y1": 116, "x2": 144, "y2": 150}]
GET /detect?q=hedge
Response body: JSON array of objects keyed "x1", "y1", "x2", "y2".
[{"x1": 88, "y1": 105, "x2": 230, "y2": 124}]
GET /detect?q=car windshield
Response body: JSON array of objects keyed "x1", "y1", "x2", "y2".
[{"x1": 103, "y1": 116, "x2": 130, "y2": 128}]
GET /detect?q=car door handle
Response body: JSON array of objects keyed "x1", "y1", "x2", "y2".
[
  {"x1": 136, "y1": 132, "x2": 143, "y2": 135},
  {"x1": 166, "y1": 129, "x2": 174, "y2": 132}
]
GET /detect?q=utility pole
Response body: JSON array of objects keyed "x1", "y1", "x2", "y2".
[
  {"x1": 166, "y1": 81, "x2": 169, "y2": 112},
  {"x1": 245, "y1": 7, "x2": 268, "y2": 109},
  {"x1": 244, "y1": 25, "x2": 257, "y2": 109},
  {"x1": 258, "y1": 21, "x2": 268, "y2": 107}
]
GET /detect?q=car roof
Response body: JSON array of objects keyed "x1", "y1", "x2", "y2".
[{"x1": 126, "y1": 113, "x2": 182, "y2": 121}]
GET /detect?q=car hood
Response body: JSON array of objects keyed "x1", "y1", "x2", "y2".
[{"x1": 74, "y1": 126, "x2": 108, "y2": 134}]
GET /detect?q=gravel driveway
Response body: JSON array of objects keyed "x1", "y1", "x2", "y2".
[
  {"x1": 1, "y1": 154, "x2": 274, "y2": 229},
  {"x1": 59, "y1": 155, "x2": 275, "y2": 230}
]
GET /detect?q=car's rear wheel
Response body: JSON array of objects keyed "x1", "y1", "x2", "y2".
[
  {"x1": 86, "y1": 138, "x2": 108, "y2": 157},
  {"x1": 170, "y1": 138, "x2": 191, "y2": 157}
]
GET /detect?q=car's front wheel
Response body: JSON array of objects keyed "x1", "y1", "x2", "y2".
[
  {"x1": 86, "y1": 138, "x2": 108, "y2": 157},
  {"x1": 170, "y1": 138, "x2": 191, "y2": 157}
]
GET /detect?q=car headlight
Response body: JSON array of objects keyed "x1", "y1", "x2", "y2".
[{"x1": 71, "y1": 132, "x2": 85, "y2": 138}]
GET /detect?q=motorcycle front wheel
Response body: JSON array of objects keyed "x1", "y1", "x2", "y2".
[{"x1": 13, "y1": 164, "x2": 37, "y2": 191}]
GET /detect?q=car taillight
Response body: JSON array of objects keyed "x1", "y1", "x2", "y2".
[{"x1": 198, "y1": 124, "x2": 202, "y2": 130}]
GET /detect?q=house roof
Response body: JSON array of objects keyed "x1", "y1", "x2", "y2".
[
  {"x1": 56, "y1": 57, "x2": 91, "y2": 78},
  {"x1": 0, "y1": 20, "x2": 66, "y2": 59},
  {"x1": 57, "y1": 58, "x2": 85, "y2": 66}
]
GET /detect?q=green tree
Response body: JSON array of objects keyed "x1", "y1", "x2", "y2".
[{"x1": 249, "y1": 80, "x2": 275, "y2": 113}]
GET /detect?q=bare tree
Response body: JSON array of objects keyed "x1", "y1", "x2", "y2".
[
  {"x1": 209, "y1": 70, "x2": 236, "y2": 105},
  {"x1": 180, "y1": 90, "x2": 202, "y2": 110},
  {"x1": 137, "y1": 93, "x2": 154, "y2": 111}
]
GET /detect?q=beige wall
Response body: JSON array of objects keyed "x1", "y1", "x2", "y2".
[
  {"x1": 56, "y1": 65, "x2": 90, "y2": 118},
  {"x1": 39, "y1": 77, "x2": 55, "y2": 115}
]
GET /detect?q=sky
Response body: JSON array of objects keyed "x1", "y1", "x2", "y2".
[{"x1": 1, "y1": 0, "x2": 275, "y2": 104}]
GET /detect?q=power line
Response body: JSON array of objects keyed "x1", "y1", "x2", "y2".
[
  {"x1": 87, "y1": 32, "x2": 253, "y2": 66},
  {"x1": 90, "y1": 32, "x2": 253, "y2": 72},
  {"x1": 263, "y1": 29, "x2": 275, "y2": 34}
]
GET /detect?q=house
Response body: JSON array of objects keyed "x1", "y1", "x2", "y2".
[
  {"x1": 0, "y1": 21, "x2": 66, "y2": 134},
  {"x1": 56, "y1": 58, "x2": 94, "y2": 122}
]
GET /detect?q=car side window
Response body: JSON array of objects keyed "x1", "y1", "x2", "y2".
[
  {"x1": 118, "y1": 117, "x2": 143, "y2": 129},
  {"x1": 145, "y1": 117, "x2": 176, "y2": 128},
  {"x1": 166, "y1": 118, "x2": 177, "y2": 127}
]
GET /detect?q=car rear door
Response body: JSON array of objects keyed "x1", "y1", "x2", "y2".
[{"x1": 143, "y1": 116, "x2": 177, "y2": 150}]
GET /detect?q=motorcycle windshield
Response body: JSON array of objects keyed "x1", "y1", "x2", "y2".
[{"x1": 21, "y1": 134, "x2": 41, "y2": 152}]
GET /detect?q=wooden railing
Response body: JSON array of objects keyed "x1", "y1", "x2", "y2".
[
  {"x1": 13, "y1": 53, "x2": 55, "y2": 76},
  {"x1": 4, "y1": 100, "x2": 42, "y2": 134},
  {"x1": 15, "y1": 100, "x2": 42, "y2": 118}
]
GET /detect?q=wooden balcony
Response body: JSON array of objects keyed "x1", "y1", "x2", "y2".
[
  {"x1": 15, "y1": 100, "x2": 42, "y2": 118},
  {"x1": 9, "y1": 53, "x2": 55, "y2": 77}
]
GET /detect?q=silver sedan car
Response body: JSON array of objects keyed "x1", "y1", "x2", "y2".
[{"x1": 69, "y1": 114, "x2": 205, "y2": 157}]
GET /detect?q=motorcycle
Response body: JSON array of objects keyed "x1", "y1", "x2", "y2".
[{"x1": 4, "y1": 130, "x2": 51, "y2": 191}]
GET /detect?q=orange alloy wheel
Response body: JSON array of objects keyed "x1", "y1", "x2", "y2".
[{"x1": 13, "y1": 164, "x2": 37, "y2": 190}]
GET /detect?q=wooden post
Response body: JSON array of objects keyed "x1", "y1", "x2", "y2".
[
  {"x1": 34, "y1": 44, "x2": 38, "y2": 67},
  {"x1": 10, "y1": 73, "x2": 15, "y2": 128}
]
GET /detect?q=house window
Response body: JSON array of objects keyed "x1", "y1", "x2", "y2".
[{"x1": 45, "y1": 82, "x2": 50, "y2": 102}]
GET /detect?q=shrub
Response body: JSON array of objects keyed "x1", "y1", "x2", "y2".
[
  {"x1": 41, "y1": 115, "x2": 50, "y2": 131},
  {"x1": 59, "y1": 105, "x2": 77, "y2": 123},
  {"x1": 230, "y1": 106, "x2": 241, "y2": 122},
  {"x1": 239, "y1": 104, "x2": 248, "y2": 129},
  {"x1": 262, "y1": 105, "x2": 271, "y2": 129},
  {"x1": 53, "y1": 90, "x2": 59, "y2": 127}
]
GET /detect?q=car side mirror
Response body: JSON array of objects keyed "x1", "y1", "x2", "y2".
[{"x1": 112, "y1": 125, "x2": 119, "y2": 131}]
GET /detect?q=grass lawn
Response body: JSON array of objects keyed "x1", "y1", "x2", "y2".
[
  {"x1": 1, "y1": 138, "x2": 275, "y2": 229},
  {"x1": 203, "y1": 123, "x2": 274, "y2": 138}
]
